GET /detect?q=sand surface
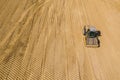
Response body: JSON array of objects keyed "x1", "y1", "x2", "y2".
[{"x1": 0, "y1": 0, "x2": 120, "y2": 80}]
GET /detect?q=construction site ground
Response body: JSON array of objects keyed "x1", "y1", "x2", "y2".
[{"x1": 0, "y1": 0, "x2": 120, "y2": 80}]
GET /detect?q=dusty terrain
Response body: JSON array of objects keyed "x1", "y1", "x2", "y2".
[{"x1": 0, "y1": 0, "x2": 120, "y2": 80}]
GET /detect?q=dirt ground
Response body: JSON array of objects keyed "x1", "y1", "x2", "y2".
[{"x1": 0, "y1": 0, "x2": 120, "y2": 80}]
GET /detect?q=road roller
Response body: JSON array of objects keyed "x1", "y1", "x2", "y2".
[{"x1": 83, "y1": 25, "x2": 101, "y2": 47}]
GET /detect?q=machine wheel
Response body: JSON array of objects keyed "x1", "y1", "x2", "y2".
[
  {"x1": 97, "y1": 31, "x2": 101, "y2": 36},
  {"x1": 83, "y1": 26, "x2": 86, "y2": 35}
]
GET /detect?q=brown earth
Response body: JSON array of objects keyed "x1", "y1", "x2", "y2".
[{"x1": 0, "y1": 0, "x2": 120, "y2": 80}]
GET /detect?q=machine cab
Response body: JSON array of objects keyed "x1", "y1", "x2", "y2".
[{"x1": 87, "y1": 31, "x2": 97, "y2": 38}]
